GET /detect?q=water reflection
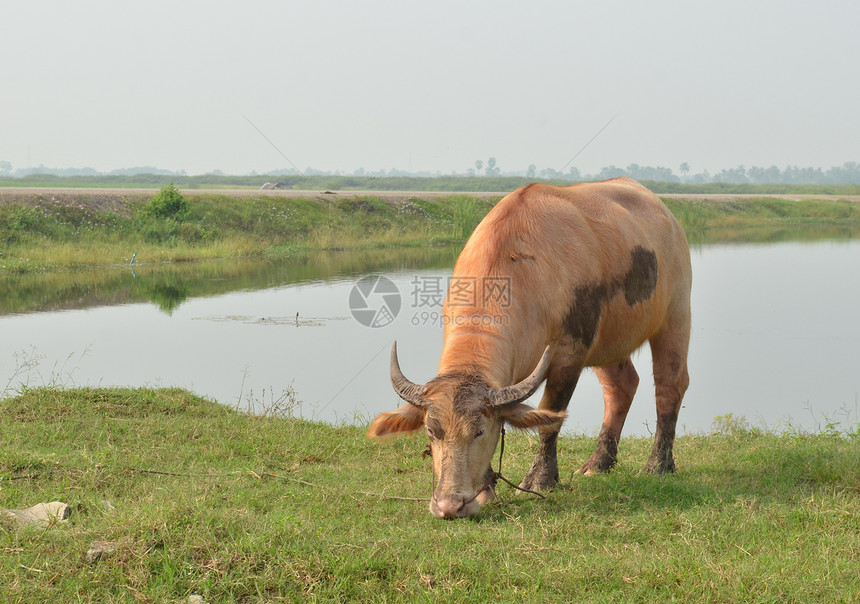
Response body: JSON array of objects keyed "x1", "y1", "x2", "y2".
[
  {"x1": 146, "y1": 281, "x2": 189, "y2": 315},
  {"x1": 0, "y1": 247, "x2": 461, "y2": 316},
  {"x1": 3, "y1": 226, "x2": 857, "y2": 318},
  {"x1": 685, "y1": 224, "x2": 858, "y2": 247}
]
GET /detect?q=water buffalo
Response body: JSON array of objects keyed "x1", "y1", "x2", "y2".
[{"x1": 369, "y1": 178, "x2": 692, "y2": 518}]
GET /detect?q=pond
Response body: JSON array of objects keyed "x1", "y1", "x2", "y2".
[{"x1": 1, "y1": 235, "x2": 858, "y2": 436}]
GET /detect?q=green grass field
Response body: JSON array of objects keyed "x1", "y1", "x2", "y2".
[
  {"x1": 2, "y1": 387, "x2": 857, "y2": 602},
  {"x1": 0, "y1": 192, "x2": 495, "y2": 274},
  {"x1": 1, "y1": 188, "x2": 858, "y2": 275}
]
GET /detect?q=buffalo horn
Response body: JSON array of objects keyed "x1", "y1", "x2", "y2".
[
  {"x1": 390, "y1": 341, "x2": 428, "y2": 406},
  {"x1": 489, "y1": 345, "x2": 552, "y2": 407}
]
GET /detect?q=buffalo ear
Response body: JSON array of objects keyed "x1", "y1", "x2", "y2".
[
  {"x1": 499, "y1": 404, "x2": 566, "y2": 432},
  {"x1": 367, "y1": 404, "x2": 426, "y2": 442}
]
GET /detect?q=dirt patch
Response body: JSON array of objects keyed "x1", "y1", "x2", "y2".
[
  {"x1": 0, "y1": 188, "x2": 154, "y2": 217},
  {"x1": 0, "y1": 188, "x2": 509, "y2": 217}
]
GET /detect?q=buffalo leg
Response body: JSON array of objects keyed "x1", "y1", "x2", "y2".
[
  {"x1": 578, "y1": 358, "x2": 639, "y2": 474},
  {"x1": 519, "y1": 365, "x2": 581, "y2": 491},
  {"x1": 643, "y1": 321, "x2": 691, "y2": 474}
]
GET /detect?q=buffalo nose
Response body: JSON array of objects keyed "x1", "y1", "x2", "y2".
[{"x1": 434, "y1": 497, "x2": 465, "y2": 519}]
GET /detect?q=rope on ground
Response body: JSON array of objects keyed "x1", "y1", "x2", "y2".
[{"x1": 123, "y1": 466, "x2": 429, "y2": 502}]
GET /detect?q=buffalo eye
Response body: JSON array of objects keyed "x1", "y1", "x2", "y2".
[
  {"x1": 426, "y1": 422, "x2": 444, "y2": 440},
  {"x1": 474, "y1": 429, "x2": 484, "y2": 439}
]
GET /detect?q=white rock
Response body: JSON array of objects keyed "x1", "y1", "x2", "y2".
[
  {"x1": 2, "y1": 501, "x2": 70, "y2": 528},
  {"x1": 85, "y1": 540, "x2": 118, "y2": 564}
]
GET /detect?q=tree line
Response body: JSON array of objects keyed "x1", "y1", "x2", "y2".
[{"x1": 3, "y1": 160, "x2": 860, "y2": 185}]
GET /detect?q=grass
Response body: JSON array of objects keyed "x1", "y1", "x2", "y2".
[
  {"x1": 1, "y1": 387, "x2": 858, "y2": 602},
  {"x1": 662, "y1": 196, "x2": 860, "y2": 229},
  {"x1": 0, "y1": 189, "x2": 858, "y2": 275},
  {"x1": 0, "y1": 193, "x2": 499, "y2": 274}
]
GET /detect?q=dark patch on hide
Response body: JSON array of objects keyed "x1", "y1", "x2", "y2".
[
  {"x1": 563, "y1": 283, "x2": 608, "y2": 348},
  {"x1": 424, "y1": 373, "x2": 493, "y2": 423},
  {"x1": 563, "y1": 246, "x2": 659, "y2": 347},
  {"x1": 623, "y1": 246, "x2": 658, "y2": 306},
  {"x1": 452, "y1": 377, "x2": 493, "y2": 417}
]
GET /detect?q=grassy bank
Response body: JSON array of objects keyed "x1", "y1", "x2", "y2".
[
  {"x1": 1, "y1": 387, "x2": 858, "y2": 602},
  {"x1": 661, "y1": 196, "x2": 860, "y2": 233},
  {"x1": 1, "y1": 189, "x2": 859, "y2": 274},
  {"x1": 0, "y1": 192, "x2": 494, "y2": 274}
]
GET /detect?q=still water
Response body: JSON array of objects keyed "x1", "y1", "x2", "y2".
[{"x1": 1, "y1": 240, "x2": 858, "y2": 436}]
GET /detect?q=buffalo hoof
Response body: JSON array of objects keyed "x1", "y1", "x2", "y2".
[
  {"x1": 576, "y1": 452, "x2": 617, "y2": 475},
  {"x1": 518, "y1": 467, "x2": 558, "y2": 493},
  {"x1": 642, "y1": 454, "x2": 676, "y2": 475}
]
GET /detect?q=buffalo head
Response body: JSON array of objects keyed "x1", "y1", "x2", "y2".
[{"x1": 368, "y1": 342, "x2": 564, "y2": 518}]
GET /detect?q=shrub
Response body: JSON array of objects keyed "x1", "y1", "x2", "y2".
[{"x1": 143, "y1": 184, "x2": 188, "y2": 220}]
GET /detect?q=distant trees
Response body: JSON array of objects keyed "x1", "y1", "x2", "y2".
[
  {"x1": 596, "y1": 165, "x2": 627, "y2": 180},
  {"x1": 714, "y1": 166, "x2": 747, "y2": 183},
  {"x1": 473, "y1": 158, "x2": 500, "y2": 177},
  {"x1": 537, "y1": 166, "x2": 581, "y2": 180},
  {"x1": 688, "y1": 169, "x2": 710, "y2": 184},
  {"x1": 520, "y1": 161, "x2": 860, "y2": 184},
  {"x1": 824, "y1": 162, "x2": 860, "y2": 184},
  {"x1": 485, "y1": 157, "x2": 499, "y2": 177},
  {"x1": 747, "y1": 165, "x2": 780, "y2": 183},
  {"x1": 619, "y1": 164, "x2": 679, "y2": 182},
  {"x1": 672, "y1": 162, "x2": 860, "y2": 184},
  {"x1": 4, "y1": 158, "x2": 860, "y2": 185}
]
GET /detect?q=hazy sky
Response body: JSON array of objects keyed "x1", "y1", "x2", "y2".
[{"x1": 2, "y1": 1, "x2": 859, "y2": 176}]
